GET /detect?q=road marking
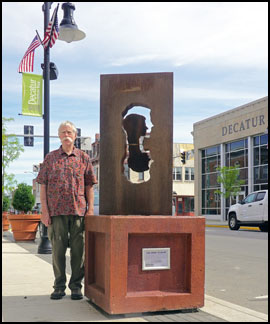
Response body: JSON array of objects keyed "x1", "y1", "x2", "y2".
[{"x1": 254, "y1": 295, "x2": 268, "y2": 300}]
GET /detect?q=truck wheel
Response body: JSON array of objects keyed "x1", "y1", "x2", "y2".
[
  {"x1": 229, "y1": 213, "x2": 240, "y2": 230},
  {"x1": 259, "y1": 223, "x2": 268, "y2": 232}
]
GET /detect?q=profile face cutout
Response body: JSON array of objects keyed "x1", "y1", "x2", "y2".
[{"x1": 122, "y1": 106, "x2": 153, "y2": 183}]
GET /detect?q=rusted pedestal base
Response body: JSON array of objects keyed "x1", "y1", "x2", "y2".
[{"x1": 85, "y1": 215, "x2": 205, "y2": 315}]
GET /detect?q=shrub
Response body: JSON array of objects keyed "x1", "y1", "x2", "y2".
[
  {"x1": 12, "y1": 183, "x2": 35, "y2": 214},
  {"x1": 3, "y1": 196, "x2": 11, "y2": 212}
]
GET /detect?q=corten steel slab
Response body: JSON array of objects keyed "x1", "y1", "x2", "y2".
[
  {"x1": 99, "y1": 72, "x2": 173, "y2": 216},
  {"x1": 85, "y1": 215, "x2": 205, "y2": 315}
]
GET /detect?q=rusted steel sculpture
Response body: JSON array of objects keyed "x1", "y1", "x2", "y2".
[
  {"x1": 85, "y1": 72, "x2": 205, "y2": 315},
  {"x1": 99, "y1": 72, "x2": 173, "y2": 215}
]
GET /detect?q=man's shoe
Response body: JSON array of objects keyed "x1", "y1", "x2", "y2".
[
  {"x1": 71, "y1": 288, "x2": 83, "y2": 300},
  {"x1": 50, "y1": 289, "x2": 66, "y2": 300}
]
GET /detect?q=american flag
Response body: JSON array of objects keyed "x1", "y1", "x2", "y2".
[
  {"x1": 18, "y1": 35, "x2": 41, "y2": 73},
  {"x1": 42, "y1": 4, "x2": 59, "y2": 49}
]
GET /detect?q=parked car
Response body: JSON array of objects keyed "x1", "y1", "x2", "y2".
[{"x1": 228, "y1": 190, "x2": 268, "y2": 231}]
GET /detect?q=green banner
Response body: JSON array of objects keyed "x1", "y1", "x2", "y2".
[{"x1": 22, "y1": 73, "x2": 43, "y2": 117}]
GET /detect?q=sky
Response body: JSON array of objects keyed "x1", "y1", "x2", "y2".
[{"x1": 2, "y1": 2, "x2": 268, "y2": 186}]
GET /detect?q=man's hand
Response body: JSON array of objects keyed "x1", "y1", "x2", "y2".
[
  {"x1": 85, "y1": 185, "x2": 95, "y2": 216},
  {"x1": 40, "y1": 184, "x2": 51, "y2": 226},
  {"x1": 85, "y1": 208, "x2": 94, "y2": 216},
  {"x1": 41, "y1": 210, "x2": 51, "y2": 227}
]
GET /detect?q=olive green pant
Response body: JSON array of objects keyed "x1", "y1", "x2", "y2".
[{"x1": 48, "y1": 215, "x2": 85, "y2": 291}]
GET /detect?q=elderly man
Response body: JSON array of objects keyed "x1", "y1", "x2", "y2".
[{"x1": 36, "y1": 121, "x2": 97, "y2": 300}]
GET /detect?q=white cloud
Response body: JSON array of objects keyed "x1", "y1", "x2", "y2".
[
  {"x1": 83, "y1": 2, "x2": 267, "y2": 68},
  {"x1": 174, "y1": 86, "x2": 266, "y2": 101},
  {"x1": 3, "y1": 2, "x2": 268, "y2": 68},
  {"x1": 2, "y1": 2, "x2": 268, "y2": 186}
]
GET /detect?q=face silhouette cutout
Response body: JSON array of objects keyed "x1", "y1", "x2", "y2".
[{"x1": 122, "y1": 113, "x2": 151, "y2": 173}]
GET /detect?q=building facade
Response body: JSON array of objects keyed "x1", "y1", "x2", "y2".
[
  {"x1": 193, "y1": 96, "x2": 268, "y2": 221},
  {"x1": 172, "y1": 143, "x2": 194, "y2": 216}
]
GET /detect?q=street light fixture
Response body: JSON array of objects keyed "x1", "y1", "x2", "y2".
[
  {"x1": 24, "y1": 171, "x2": 36, "y2": 175},
  {"x1": 58, "y1": 2, "x2": 86, "y2": 43},
  {"x1": 38, "y1": 2, "x2": 86, "y2": 254}
]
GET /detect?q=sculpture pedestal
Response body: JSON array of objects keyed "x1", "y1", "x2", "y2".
[{"x1": 85, "y1": 215, "x2": 205, "y2": 315}]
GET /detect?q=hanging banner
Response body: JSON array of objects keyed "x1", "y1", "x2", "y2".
[{"x1": 22, "y1": 73, "x2": 43, "y2": 117}]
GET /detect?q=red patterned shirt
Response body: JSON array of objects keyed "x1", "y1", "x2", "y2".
[{"x1": 36, "y1": 146, "x2": 97, "y2": 217}]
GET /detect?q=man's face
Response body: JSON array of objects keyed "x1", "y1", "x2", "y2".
[{"x1": 59, "y1": 125, "x2": 76, "y2": 145}]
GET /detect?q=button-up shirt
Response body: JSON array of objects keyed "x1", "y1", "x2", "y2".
[{"x1": 36, "y1": 146, "x2": 97, "y2": 217}]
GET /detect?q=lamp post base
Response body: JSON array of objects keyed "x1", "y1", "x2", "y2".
[
  {"x1": 38, "y1": 236, "x2": 52, "y2": 254},
  {"x1": 37, "y1": 224, "x2": 52, "y2": 254}
]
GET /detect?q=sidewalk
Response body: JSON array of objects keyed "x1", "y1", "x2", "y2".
[{"x1": 2, "y1": 228, "x2": 267, "y2": 322}]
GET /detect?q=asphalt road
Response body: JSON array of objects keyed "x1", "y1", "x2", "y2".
[{"x1": 205, "y1": 226, "x2": 268, "y2": 315}]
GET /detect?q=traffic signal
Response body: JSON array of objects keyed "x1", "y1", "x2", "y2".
[
  {"x1": 74, "y1": 128, "x2": 81, "y2": 149},
  {"x1": 181, "y1": 151, "x2": 186, "y2": 164},
  {"x1": 24, "y1": 125, "x2": 34, "y2": 147}
]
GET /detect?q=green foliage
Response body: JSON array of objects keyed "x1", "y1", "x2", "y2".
[
  {"x1": 2, "y1": 118, "x2": 24, "y2": 195},
  {"x1": 2, "y1": 196, "x2": 11, "y2": 212},
  {"x1": 215, "y1": 166, "x2": 245, "y2": 199},
  {"x1": 12, "y1": 183, "x2": 35, "y2": 214},
  {"x1": 4, "y1": 174, "x2": 18, "y2": 196}
]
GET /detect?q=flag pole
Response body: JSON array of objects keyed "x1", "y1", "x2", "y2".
[{"x1": 35, "y1": 30, "x2": 43, "y2": 47}]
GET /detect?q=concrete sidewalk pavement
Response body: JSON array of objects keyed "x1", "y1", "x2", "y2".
[{"x1": 2, "y1": 230, "x2": 267, "y2": 322}]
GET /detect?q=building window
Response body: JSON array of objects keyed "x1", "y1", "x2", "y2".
[
  {"x1": 185, "y1": 167, "x2": 194, "y2": 181},
  {"x1": 224, "y1": 138, "x2": 249, "y2": 216},
  {"x1": 124, "y1": 163, "x2": 130, "y2": 180},
  {"x1": 253, "y1": 134, "x2": 268, "y2": 191},
  {"x1": 173, "y1": 167, "x2": 182, "y2": 181},
  {"x1": 225, "y1": 139, "x2": 248, "y2": 169},
  {"x1": 95, "y1": 166, "x2": 99, "y2": 181},
  {"x1": 138, "y1": 172, "x2": 144, "y2": 181},
  {"x1": 201, "y1": 145, "x2": 221, "y2": 215},
  {"x1": 191, "y1": 168, "x2": 194, "y2": 180}
]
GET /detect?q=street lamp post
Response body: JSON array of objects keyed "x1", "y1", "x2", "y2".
[
  {"x1": 38, "y1": 2, "x2": 53, "y2": 254},
  {"x1": 37, "y1": 2, "x2": 86, "y2": 254}
]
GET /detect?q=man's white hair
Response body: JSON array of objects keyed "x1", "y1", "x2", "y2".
[{"x1": 58, "y1": 121, "x2": 77, "y2": 135}]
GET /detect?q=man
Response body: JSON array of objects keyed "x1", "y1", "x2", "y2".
[{"x1": 36, "y1": 121, "x2": 97, "y2": 300}]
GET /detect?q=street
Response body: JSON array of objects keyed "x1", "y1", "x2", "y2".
[{"x1": 205, "y1": 226, "x2": 268, "y2": 315}]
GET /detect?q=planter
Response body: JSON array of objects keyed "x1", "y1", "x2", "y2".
[
  {"x1": 7, "y1": 214, "x2": 41, "y2": 241},
  {"x1": 2, "y1": 211, "x2": 10, "y2": 232}
]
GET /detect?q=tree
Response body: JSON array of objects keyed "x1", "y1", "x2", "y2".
[
  {"x1": 12, "y1": 183, "x2": 35, "y2": 214},
  {"x1": 2, "y1": 117, "x2": 24, "y2": 195},
  {"x1": 214, "y1": 166, "x2": 245, "y2": 199},
  {"x1": 2, "y1": 195, "x2": 11, "y2": 212}
]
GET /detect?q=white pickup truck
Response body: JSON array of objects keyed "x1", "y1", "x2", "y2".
[{"x1": 228, "y1": 190, "x2": 268, "y2": 232}]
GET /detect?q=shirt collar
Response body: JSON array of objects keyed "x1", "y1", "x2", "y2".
[{"x1": 59, "y1": 145, "x2": 79, "y2": 157}]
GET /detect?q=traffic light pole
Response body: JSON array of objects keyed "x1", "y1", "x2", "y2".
[{"x1": 38, "y1": 2, "x2": 52, "y2": 254}]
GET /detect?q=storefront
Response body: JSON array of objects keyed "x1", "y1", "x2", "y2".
[
  {"x1": 193, "y1": 96, "x2": 268, "y2": 221},
  {"x1": 173, "y1": 195, "x2": 195, "y2": 216}
]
